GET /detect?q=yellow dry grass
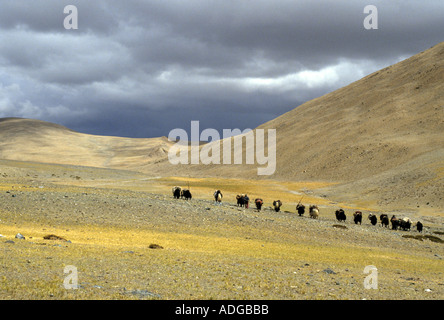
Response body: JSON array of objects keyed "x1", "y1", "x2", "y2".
[
  {"x1": 2, "y1": 220, "x2": 441, "y2": 277},
  {"x1": 47, "y1": 174, "x2": 340, "y2": 212},
  {"x1": 132, "y1": 176, "x2": 336, "y2": 210}
]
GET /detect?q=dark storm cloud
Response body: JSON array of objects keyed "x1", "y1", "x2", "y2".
[{"x1": 0, "y1": 0, "x2": 443, "y2": 137}]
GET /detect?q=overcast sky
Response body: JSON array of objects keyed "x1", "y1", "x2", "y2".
[{"x1": 0, "y1": 0, "x2": 442, "y2": 138}]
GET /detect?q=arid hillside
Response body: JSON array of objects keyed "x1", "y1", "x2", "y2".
[
  {"x1": 171, "y1": 42, "x2": 444, "y2": 212},
  {"x1": 259, "y1": 42, "x2": 443, "y2": 181},
  {"x1": 255, "y1": 42, "x2": 444, "y2": 211}
]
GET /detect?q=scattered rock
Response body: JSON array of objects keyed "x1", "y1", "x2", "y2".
[
  {"x1": 43, "y1": 234, "x2": 68, "y2": 241},
  {"x1": 15, "y1": 233, "x2": 25, "y2": 240},
  {"x1": 123, "y1": 288, "x2": 162, "y2": 299},
  {"x1": 332, "y1": 224, "x2": 347, "y2": 229},
  {"x1": 5, "y1": 240, "x2": 15, "y2": 244},
  {"x1": 323, "y1": 268, "x2": 337, "y2": 275},
  {"x1": 149, "y1": 244, "x2": 163, "y2": 249},
  {"x1": 402, "y1": 234, "x2": 444, "y2": 243}
]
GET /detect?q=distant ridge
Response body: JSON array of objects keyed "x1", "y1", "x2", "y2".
[
  {"x1": 0, "y1": 117, "x2": 173, "y2": 171},
  {"x1": 0, "y1": 117, "x2": 76, "y2": 134}
]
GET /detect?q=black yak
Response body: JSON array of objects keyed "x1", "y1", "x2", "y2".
[
  {"x1": 172, "y1": 186, "x2": 182, "y2": 199},
  {"x1": 335, "y1": 209, "x2": 346, "y2": 222},
  {"x1": 181, "y1": 189, "x2": 192, "y2": 200},
  {"x1": 296, "y1": 204, "x2": 305, "y2": 216},
  {"x1": 390, "y1": 215, "x2": 400, "y2": 230},
  {"x1": 380, "y1": 214, "x2": 389, "y2": 228},
  {"x1": 416, "y1": 221, "x2": 423, "y2": 233},
  {"x1": 353, "y1": 211, "x2": 362, "y2": 225},
  {"x1": 236, "y1": 194, "x2": 245, "y2": 207},
  {"x1": 273, "y1": 200, "x2": 282, "y2": 212},
  {"x1": 368, "y1": 213, "x2": 377, "y2": 226},
  {"x1": 255, "y1": 198, "x2": 264, "y2": 211}
]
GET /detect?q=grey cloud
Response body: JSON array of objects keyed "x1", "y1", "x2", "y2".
[{"x1": 0, "y1": 0, "x2": 442, "y2": 138}]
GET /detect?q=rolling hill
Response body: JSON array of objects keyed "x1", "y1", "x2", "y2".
[{"x1": 0, "y1": 117, "x2": 173, "y2": 172}]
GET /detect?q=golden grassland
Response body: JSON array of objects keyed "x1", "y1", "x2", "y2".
[
  {"x1": 63, "y1": 175, "x2": 339, "y2": 211},
  {"x1": 151, "y1": 176, "x2": 335, "y2": 204},
  {"x1": 2, "y1": 218, "x2": 443, "y2": 300},
  {"x1": 2, "y1": 221, "x2": 441, "y2": 271},
  {"x1": 0, "y1": 162, "x2": 443, "y2": 299},
  {"x1": 57, "y1": 174, "x2": 389, "y2": 217}
]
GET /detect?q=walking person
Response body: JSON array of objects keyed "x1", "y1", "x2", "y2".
[{"x1": 244, "y1": 194, "x2": 249, "y2": 209}]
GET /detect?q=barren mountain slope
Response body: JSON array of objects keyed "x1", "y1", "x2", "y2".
[
  {"x1": 157, "y1": 42, "x2": 444, "y2": 211},
  {"x1": 156, "y1": 42, "x2": 444, "y2": 181},
  {"x1": 253, "y1": 42, "x2": 444, "y2": 211},
  {"x1": 258, "y1": 42, "x2": 443, "y2": 180}
]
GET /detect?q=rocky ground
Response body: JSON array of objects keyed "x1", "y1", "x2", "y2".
[{"x1": 0, "y1": 160, "x2": 443, "y2": 300}]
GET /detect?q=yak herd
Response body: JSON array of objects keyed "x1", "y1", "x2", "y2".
[
  {"x1": 171, "y1": 187, "x2": 424, "y2": 233},
  {"x1": 172, "y1": 186, "x2": 192, "y2": 200}
]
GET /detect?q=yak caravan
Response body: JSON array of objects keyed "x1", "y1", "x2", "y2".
[{"x1": 168, "y1": 121, "x2": 276, "y2": 175}]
